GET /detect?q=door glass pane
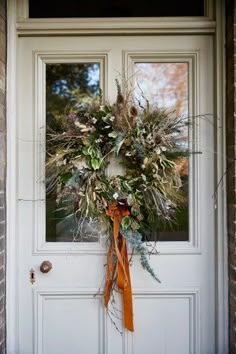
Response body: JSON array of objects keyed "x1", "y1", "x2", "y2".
[
  {"x1": 134, "y1": 62, "x2": 189, "y2": 241},
  {"x1": 29, "y1": 0, "x2": 204, "y2": 18},
  {"x1": 46, "y1": 63, "x2": 100, "y2": 242}
]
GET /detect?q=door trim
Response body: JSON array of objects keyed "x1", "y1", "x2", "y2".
[
  {"x1": 33, "y1": 288, "x2": 199, "y2": 354},
  {"x1": 15, "y1": 19, "x2": 216, "y2": 36},
  {"x1": 7, "y1": 1, "x2": 18, "y2": 353},
  {"x1": 6, "y1": 0, "x2": 228, "y2": 353},
  {"x1": 15, "y1": 0, "x2": 216, "y2": 36},
  {"x1": 214, "y1": 1, "x2": 228, "y2": 352}
]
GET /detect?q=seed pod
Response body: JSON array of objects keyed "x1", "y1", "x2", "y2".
[
  {"x1": 130, "y1": 106, "x2": 138, "y2": 117},
  {"x1": 116, "y1": 93, "x2": 125, "y2": 104}
]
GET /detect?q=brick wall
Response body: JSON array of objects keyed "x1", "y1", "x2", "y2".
[
  {"x1": 0, "y1": 0, "x2": 6, "y2": 353},
  {"x1": 226, "y1": 0, "x2": 236, "y2": 352}
]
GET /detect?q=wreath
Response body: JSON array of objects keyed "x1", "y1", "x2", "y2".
[{"x1": 46, "y1": 82, "x2": 188, "y2": 331}]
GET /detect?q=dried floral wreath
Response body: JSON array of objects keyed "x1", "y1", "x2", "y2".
[{"x1": 46, "y1": 82, "x2": 188, "y2": 331}]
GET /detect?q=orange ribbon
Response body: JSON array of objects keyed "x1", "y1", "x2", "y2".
[{"x1": 104, "y1": 202, "x2": 134, "y2": 332}]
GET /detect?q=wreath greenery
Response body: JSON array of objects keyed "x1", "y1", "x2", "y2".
[{"x1": 46, "y1": 81, "x2": 189, "y2": 330}]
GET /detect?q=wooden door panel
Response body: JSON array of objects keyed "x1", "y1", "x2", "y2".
[{"x1": 17, "y1": 35, "x2": 214, "y2": 354}]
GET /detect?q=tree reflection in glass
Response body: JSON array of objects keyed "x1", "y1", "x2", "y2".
[
  {"x1": 134, "y1": 63, "x2": 189, "y2": 241},
  {"x1": 46, "y1": 63, "x2": 100, "y2": 242}
]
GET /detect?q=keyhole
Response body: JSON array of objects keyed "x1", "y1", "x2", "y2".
[{"x1": 30, "y1": 268, "x2": 35, "y2": 284}]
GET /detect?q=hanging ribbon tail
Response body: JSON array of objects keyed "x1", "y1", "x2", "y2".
[
  {"x1": 104, "y1": 202, "x2": 134, "y2": 332},
  {"x1": 121, "y1": 237, "x2": 134, "y2": 331},
  {"x1": 104, "y1": 241, "x2": 115, "y2": 307}
]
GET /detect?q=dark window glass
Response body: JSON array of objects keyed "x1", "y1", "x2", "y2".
[
  {"x1": 46, "y1": 63, "x2": 100, "y2": 242},
  {"x1": 29, "y1": 0, "x2": 204, "y2": 18}
]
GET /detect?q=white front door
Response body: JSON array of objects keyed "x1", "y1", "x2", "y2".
[{"x1": 17, "y1": 35, "x2": 214, "y2": 354}]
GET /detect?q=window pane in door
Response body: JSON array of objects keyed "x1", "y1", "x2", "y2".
[
  {"x1": 29, "y1": 0, "x2": 204, "y2": 18},
  {"x1": 46, "y1": 63, "x2": 100, "y2": 242},
  {"x1": 134, "y1": 62, "x2": 189, "y2": 241}
]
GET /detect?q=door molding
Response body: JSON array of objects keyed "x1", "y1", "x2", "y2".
[
  {"x1": 33, "y1": 288, "x2": 199, "y2": 354},
  {"x1": 15, "y1": 0, "x2": 216, "y2": 36},
  {"x1": 7, "y1": 0, "x2": 228, "y2": 352},
  {"x1": 7, "y1": 1, "x2": 18, "y2": 353},
  {"x1": 214, "y1": 1, "x2": 228, "y2": 352},
  {"x1": 15, "y1": 19, "x2": 216, "y2": 36}
]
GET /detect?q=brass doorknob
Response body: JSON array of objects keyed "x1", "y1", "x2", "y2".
[{"x1": 40, "y1": 260, "x2": 52, "y2": 273}]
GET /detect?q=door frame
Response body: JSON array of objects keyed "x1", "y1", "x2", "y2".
[{"x1": 6, "y1": 0, "x2": 228, "y2": 353}]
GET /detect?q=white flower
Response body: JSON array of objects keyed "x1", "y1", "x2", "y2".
[
  {"x1": 74, "y1": 121, "x2": 86, "y2": 128},
  {"x1": 113, "y1": 192, "x2": 119, "y2": 200}
]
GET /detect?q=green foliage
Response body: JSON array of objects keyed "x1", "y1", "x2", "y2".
[
  {"x1": 108, "y1": 131, "x2": 118, "y2": 139},
  {"x1": 121, "y1": 227, "x2": 161, "y2": 283},
  {"x1": 46, "y1": 85, "x2": 191, "y2": 280},
  {"x1": 91, "y1": 158, "x2": 101, "y2": 170},
  {"x1": 59, "y1": 172, "x2": 73, "y2": 183},
  {"x1": 121, "y1": 216, "x2": 132, "y2": 229}
]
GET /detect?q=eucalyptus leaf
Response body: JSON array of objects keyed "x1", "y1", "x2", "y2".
[
  {"x1": 141, "y1": 174, "x2": 147, "y2": 182},
  {"x1": 115, "y1": 133, "x2": 126, "y2": 154},
  {"x1": 136, "y1": 127, "x2": 141, "y2": 137},
  {"x1": 121, "y1": 216, "x2": 131, "y2": 229},
  {"x1": 127, "y1": 194, "x2": 134, "y2": 206},
  {"x1": 122, "y1": 181, "x2": 132, "y2": 192},
  {"x1": 87, "y1": 146, "x2": 94, "y2": 156},
  {"x1": 131, "y1": 207, "x2": 139, "y2": 217},
  {"x1": 91, "y1": 158, "x2": 100, "y2": 170},
  {"x1": 59, "y1": 172, "x2": 72, "y2": 183},
  {"x1": 108, "y1": 131, "x2": 118, "y2": 139},
  {"x1": 82, "y1": 147, "x2": 89, "y2": 155},
  {"x1": 102, "y1": 112, "x2": 112, "y2": 122}
]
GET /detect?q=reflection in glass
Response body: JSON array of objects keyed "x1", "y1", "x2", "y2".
[
  {"x1": 46, "y1": 63, "x2": 100, "y2": 242},
  {"x1": 135, "y1": 63, "x2": 188, "y2": 116},
  {"x1": 134, "y1": 62, "x2": 189, "y2": 241}
]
